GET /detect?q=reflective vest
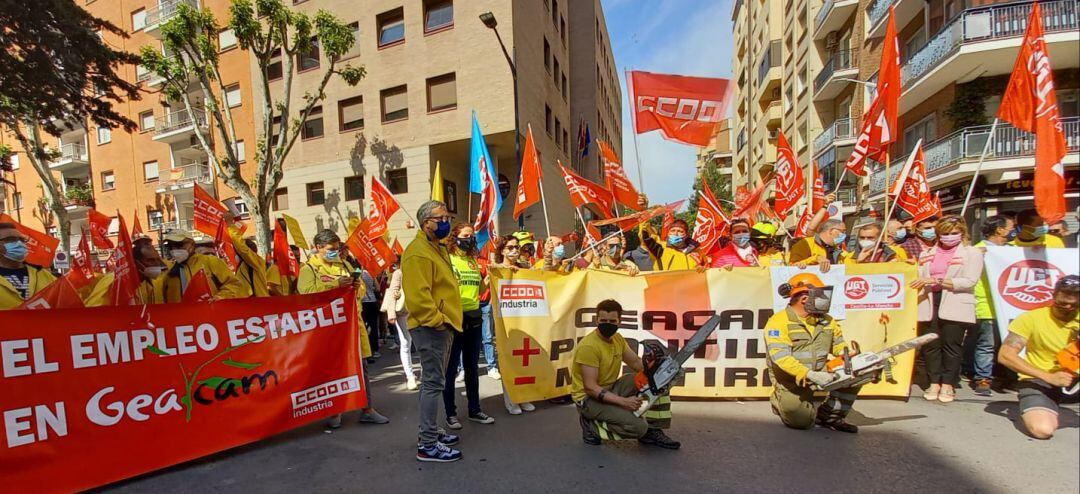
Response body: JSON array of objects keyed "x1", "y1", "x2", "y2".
[{"x1": 765, "y1": 307, "x2": 844, "y2": 388}]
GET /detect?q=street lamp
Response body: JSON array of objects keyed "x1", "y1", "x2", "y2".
[{"x1": 479, "y1": 11, "x2": 522, "y2": 228}]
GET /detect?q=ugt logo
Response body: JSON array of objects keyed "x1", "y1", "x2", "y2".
[
  {"x1": 997, "y1": 259, "x2": 1063, "y2": 310},
  {"x1": 845, "y1": 277, "x2": 870, "y2": 300}
]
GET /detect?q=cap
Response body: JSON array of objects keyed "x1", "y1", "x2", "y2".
[
  {"x1": 752, "y1": 222, "x2": 779, "y2": 237},
  {"x1": 512, "y1": 230, "x2": 535, "y2": 247},
  {"x1": 162, "y1": 229, "x2": 192, "y2": 243}
]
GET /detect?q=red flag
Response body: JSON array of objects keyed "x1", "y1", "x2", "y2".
[
  {"x1": 591, "y1": 200, "x2": 685, "y2": 233},
  {"x1": 0, "y1": 214, "x2": 61, "y2": 268},
  {"x1": 214, "y1": 219, "x2": 238, "y2": 271},
  {"x1": 180, "y1": 270, "x2": 215, "y2": 303},
  {"x1": 87, "y1": 209, "x2": 115, "y2": 249},
  {"x1": 273, "y1": 220, "x2": 298, "y2": 278},
  {"x1": 630, "y1": 71, "x2": 732, "y2": 146},
  {"x1": 66, "y1": 233, "x2": 96, "y2": 289},
  {"x1": 584, "y1": 221, "x2": 603, "y2": 247},
  {"x1": 733, "y1": 177, "x2": 771, "y2": 222},
  {"x1": 131, "y1": 209, "x2": 144, "y2": 237},
  {"x1": 734, "y1": 185, "x2": 750, "y2": 206},
  {"x1": 692, "y1": 179, "x2": 730, "y2": 254},
  {"x1": 368, "y1": 176, "x2": 401, "y2": 238},
  {"x1": 346, "y1": 218, "x2": 395, "y2": 277},
  {"x1": 109, "y1": 214, "x2": 140, "y2": 306},
  {"x1": 997, "y1": 2, "x2": 1068, "y2": 222},
  {"x1": 772, "y1": 132, "x2": 805, "y2": 220},
  {"x1": 391, "y1": 238, "x2": 404, "y2": 258},
  {"x1": 794, "y1": 206, "x2": 813, "y2": 238},
  {"x1": 844, "y1": 7, "x2": 901, "y2": 176},
  {"x1": 811, "y1": 165, "x2": 826, "y2": 211},
  {"x1": 600, "y1": 141, "x2": 642, "y2": 211},
  {"x1": 513, "y1": 125, "x2": 543, "y2": 219},
  {"x1": 559, "y1": 162, "x2": 615, "y2": 219},
  {"x1": 893, "y1": 144, "x2": 938, "y2": 224},
  {"x1": 472, "y1": 156, "x2": 501, "y2": 250},
  {"x1": 18, "y1": 277, "x2": 85, "y2": 310},
  {"x1": 193, "y1": 185, "x2": 232, "y2": 236},
  {"x1": 661, "y1": 209, "x2": 675, "y2": 238}
]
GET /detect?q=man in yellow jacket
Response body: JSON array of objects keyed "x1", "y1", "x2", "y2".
[
  {"x1": 403, "y1": 200, "x2": 464, "y2": 463},
  {"x1": 160, "y1": 229, "x2": 247, "y2": 302},
  {"x1": 636, "y1": 196, "x2": 699, "y2": 271},
  {"x1": 80, "y1": 239, "x2": 168, "y2": 306},
  {"x1": 764, "y1": 273, "x2": 864, "y2": 433},
  {"x1": 297, "y1": 229, "x2": 388, "y2": 429},
  {"x1": 788, "y1": 218, "x2": 847, "y2": 271},
  {"x1": 0, "y1": 222, "x2": 56, "y2": 310}
]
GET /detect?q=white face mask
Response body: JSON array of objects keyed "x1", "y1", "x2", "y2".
[
  {"x1": 143, "y1": 266, "x2": 165, "y2": 278},
  {"x1": 858, "y1": 239, "x2": 876, "y2": 250},
  {"x1": 170, "y1": 249, "x2": 190, "y2": 263}
]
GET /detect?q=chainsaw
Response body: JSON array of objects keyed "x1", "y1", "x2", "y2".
[
  {"x1": 633, "y1": 315, "x2": 722, "y2": 417},
  {"x1": 1057, "y1": 340, "x2": 1079, "y2": 395},
  {"x1": 812, "y1": 333, "x2": 939, "y2": 392}
]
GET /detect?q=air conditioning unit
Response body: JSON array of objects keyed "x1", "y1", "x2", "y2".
[{"x1": 825, "y1": 32, "x2": 839, "y2": 50}]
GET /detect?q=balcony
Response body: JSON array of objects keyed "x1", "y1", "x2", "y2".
[
  {"x1": 757, "y1": 40, "x2": 782, "y2": 101},
  {"x1": 62, "y1": 183, "x2": 95, "y2": 213},
  {"x1": 870, "y1": 117, "x2": 1080, "y2": 195},
  {"x1": 814, "y1": 0, "x2": 859, "y2": 40},
  {"x1": 900, "y1": 0, "x2": 1080, "y2": 113},
  {"x1": 153, "y1": 108, "x2": 208, "y2": 144},
  {"x1": 867, "y1": 0, "x2": 923, "y2": 39},
  {"x1": 759, "y1": 101, "x2": 782, "y2": 130},
  {"x1": 49, "y1": 143, "x2": 88, "y2": 171},
  {"x1": 813, "y1": 117, "x2": 857, "y2": 158},
  {"x1": 157, "y1": 162, "x2": 213, "y2": 195},
  {"x1": 814, "y1": 49, "x2": 858, "y2": 101},
  {"x1": 145, "y1": 0, "x2": 198, "y2": 36}
]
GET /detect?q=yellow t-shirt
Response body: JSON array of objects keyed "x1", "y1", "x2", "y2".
[
  {"x1": 1008, "y1": 307, "x2": 1079, "y2": 379},
  {"x1": 1011, "y1": 235, "x2": 1066, "y2": 248},
  {"x1": 571, "y1": 330, "x2": 628, "y2": 403}
]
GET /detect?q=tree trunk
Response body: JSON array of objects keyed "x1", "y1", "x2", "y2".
[
  {"x1": 17, "y1": 118, "x2": 72, "y2": 255},
  {"x1": 248, "y1": 192, "x2": 273, "y2": 257}
]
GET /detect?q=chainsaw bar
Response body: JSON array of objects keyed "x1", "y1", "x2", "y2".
[
  {"x1": 673, "y1": 315, "x2": 723, "y2": 365},
  {"x1": 875, "y1": 333, "x2": 938, "y2": 361}
]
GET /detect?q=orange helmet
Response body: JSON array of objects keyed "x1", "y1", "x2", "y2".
[{"x1": 780, "y1": 273, "x2": 826, "y2": 298}]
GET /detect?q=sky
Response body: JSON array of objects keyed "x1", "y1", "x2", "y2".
[{"x1": 600, "y1": 0, "x2": 734, "y2": 206}]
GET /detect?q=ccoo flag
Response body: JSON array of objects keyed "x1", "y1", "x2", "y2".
[{"x1": 513, "y1": 125, "x2": 543, "y2": 220}]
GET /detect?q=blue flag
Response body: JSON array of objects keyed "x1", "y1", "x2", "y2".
[{"x1": 469, "y1": 112, "x2": 502, "y2": 250}]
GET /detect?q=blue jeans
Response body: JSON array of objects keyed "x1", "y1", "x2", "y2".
[
  {"x1": 972, "y1": 319, "x2": 997, "y2": 380},
  {"x1": 481, "y1": 302, "x2": 497, "y2": 370}
]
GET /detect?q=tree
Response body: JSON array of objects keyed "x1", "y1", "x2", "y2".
[
  {"x1": 650, "y1": 163, "x2": 733, "y2": 233},
  {"x1": 141, "y1": 0, "x2": 365, "y2": 254},
  {"x1": 0, "y1": 0, "x2": 141, "y2": 254}
]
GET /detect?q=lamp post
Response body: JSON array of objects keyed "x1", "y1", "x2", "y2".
[{"x1": 479, "y1": 11, "x2": 523, "y2": 229}]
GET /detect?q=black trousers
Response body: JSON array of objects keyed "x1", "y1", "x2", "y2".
[
  {"x1": 444, "y1": 309, "x2": 483, "y2": 418},
  {"x1": 919, "y1": 292, "x2": 972, "y2": 387},
  {"x1": 362, "y1": 301, "x2": 381, "y2": 353}
]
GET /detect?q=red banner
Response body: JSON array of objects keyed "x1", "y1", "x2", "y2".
[
  {"x1": 0, "y1": 289, "x2": 365, "y2": 492},
  {"x1": 630, "y1": 71, "x2": 731, "y2": 146},
  {"x1": 0, "y1": 214, "x2": 60, "y2": 267}
]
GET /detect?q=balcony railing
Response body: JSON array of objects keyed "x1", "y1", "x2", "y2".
[
  {"x1": 155, "y1": 108, "x2": 207, "y2": 135},
  {"x1": 813, "y1": 117, "x2": 856, "y2": 152},
  {"x1": 145, "y1": 0, "x2": 198, "y2": 29},
  {"x1": 815, "y1": 49, "x2": 857, "y2": 91},
  {"x1": 166, "y1": 162, "x2": 213, "y2": 188},
  {"x1": 757, "y1": 40, "x2": 782, "y2": 87},
  {"x1": 837, "y1": 186, "x2": 857, "y2": 206},
  {"x1": 57, "y1": 143, "x2": 87, "y2": 163},
  {"x1": 867, "y1": 0, "x2": 896, "y2": 30},
  {"x1": 816, "y1": 0, "x2": 838, "y2": 28},
  {"x1": 871, "y1": 116, "x2": 1080, "y2": 193},
  {"x1": 160, "y1": 219, "x2": 195, "y2": 232},
  {"x1": 902, "y1": 0, "x2": 1079, "y2": 89}
]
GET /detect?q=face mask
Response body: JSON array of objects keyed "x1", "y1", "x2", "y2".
[
  {"x1": 325, "y1": 249, "x2": 340, "y2": 261},
  {"x1": 858, "y1": 239, "x2": 876, "y2": 250},
  {"x1": 143, "y1": 266, "x2": 164, "y2": 279},
  {"x1": 733, "y1": 233, "x2": 751, "y2": 247},
  {"x1": 597, "y1": 322, "x2": 619, "y2": 339},
  {"x1": 919, "y1": 229, "x2": 937, "y2": 241},
  {"x1": 607, "y1": 244, "x2": 620, "y2": 257},
  {"x1": 456, "y1": 237, "x2": 476, "y2": 253},
  {"x1": 2, "y1": 240, "x2": 28, "y2": 263},
  {"x1": 667, "y1": 234, "x2": 684, "y2": 246},
  {"x1": 804, "y1": 287, "x2": 834, "y2": 315},
  {"x1": 939, "y1": 233, "x2": 962, "y2": 247},
  {"x1": 433, "y1": 220, "x2": 452, "y2": 240},
  {"x1": 833, "y1": 233, "x2": 847, "y2": 247},
  {"x1": 170, "y1": 249, "x2": 190, "y2": 263},
  {"x1": 552, "y1": 245, "x2": 566, "y2": 259},
  {"x1": 893, "y1": 228, "x2": 907, "y2": 242},
  {"x1": 1005, "y1": 228, "x2": 1018, "y2": 242},
  {"x1": 1031, "y1": 225, "x2": 1050, "y2": 238}
]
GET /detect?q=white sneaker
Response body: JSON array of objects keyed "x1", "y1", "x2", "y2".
[
  {"x1": 455, "y1": 371, "x2": 465, "y2": 383},
  {"x1": 487, "y1": 368, "x2": 502, "y2": 380},
  {"x1": 503, "y1": 392, "x2": 522, "y2": 415},
  {"x1": 520, "y1": 402, "x2": 536, "y2": 412},
  {"x1": 406, "y1": 377, "x2": 418, "y2": 390}
]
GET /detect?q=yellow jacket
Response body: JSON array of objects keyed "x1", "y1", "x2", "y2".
[
  {"x1": 0, "y1": 264, "x2": 57, "y2": 310},
  {"x1": 161, "y1": 253, "x2": 247, "y2": 303},
  {"x1": 297, "y1": 254, "x2": 370, "y2": 358},
  {"x1": 639, "y1": 223, "x2": 698, "y2": 271},
  {"x1": 80, "y1": 273, "x2": 166, "y2": 307},
  {"x1": 267, "y1": 263, "x2": 293, "y2": 295},
  {"x1": 402, "y1": 231, "x2": 463, "y2": 331},
  {"x1": 228, "y1": 226, "x2": 268, "y2": 297},
  {"x1": 788, "y1": 236, "x2": 849, "y2": 265},
  {"x1": 764, "y1": 307, "x2": 846, "y2": 385}
]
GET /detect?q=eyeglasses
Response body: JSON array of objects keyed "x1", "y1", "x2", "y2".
[
  {"x1": 425, "y1": 215, "x2": 452, "y2": 222},
  {"x1": 505, "y1": 246, "x2": 519, "y2": 251},
  {"x1": 1060, "y1": 276, "x2": 1080, "y2": 288}
]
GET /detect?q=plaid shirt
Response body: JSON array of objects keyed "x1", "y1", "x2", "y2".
[{"x1": 900, "y1": 237, "x2": 930, "y2": 261}]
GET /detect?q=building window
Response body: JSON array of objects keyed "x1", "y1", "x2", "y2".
[
  {"x1": 553, "y1": 58, "x2": 560, "y2": 86},
  {"x1": 424, "y1": 0, "x2": 454, "y2": 33},
  {"x1": 344, "y1": 176, "x2": 365, "y2": 201},
  {"x1": 561, "y1": 73, "x2": 567, "y2": 100},
  {"x1": 270, "y1": 116, "x2": 282, "y2": 146},
  {"x1": 13, "y1": 192, "x2": 23, "y2": 210},
  {"x1": 148, "y1": 210, "x2": 164, "y2": 229},
  {"x1": 904, "y1": 114, "x2": 936, "y2": 154},
  {"x1": 273, "y1": 188, "x2": 289, "y2": 211},
  {"x1": 386, "y1": 169, "x2": 408, "y2": 194},
  {"x1": 545, "y1": 105, "x2": 553, "y2": 135},
  {"x1": 306, "y1": 182, "x2": 325, "y2": 206},
  {"x1": 143, "y1": 161, "x2": 159, "y2": 182},
  {"x1": 131, "y1": 8, "x2": 146, "y2": 31},
  {"x1": 560, "y1": 17, "x2": 566, "y2": 44},
  {"x1": 136, "y1": 64, "x2": 150, "y2": 82},
  {"x1": 302, "y1": 106, "x2": 324, "y2": 139},
  {"x1": 219, "y1": 29, "x2": 237, "y2": 51},
  {"x1": 426, "y1": 73, "x2": 457, "y2": 112},
  {"x1": 266, "y1": 49, "x2": 283, "y2": 81},
  {"x1": 544, "y1": 39, "x2": 551, "y2": 73},
  {"x1": 139, "y1": 110, "x2": 155, "y2": 131},
  {"x1": 9, "y1": 154, "x2": 18, "y2": 170},
  {"x1": 552, "y1": 0, "x2": 559, "y2": 25},
  {"x1": 101, "y1": 171, "x2": 115, "y2": 190},
  {"x1": 339, "y1": 96, "x2": 364, "y2": 131},
  {"x1": 234, "y1": 140, "x2": 246, "y2": 163},
  {"x1": 444, "y1": 180, "x2": 458, "y2": 213},
  {"x1": 297, "y1": 39, "x2": 320, "y2": 71},
  {"x1": 554, "y1": 119, "x2": 562, "y2": 147},
  {"x1": 225, "y1": 83, "x2": 242, "y2": 108},
  {"x1": 337, "y1": 22, "x2": 361, "y2": 60},
  {"x1": 563, "y1": 129, "x2": 569, "y2": 152},
  {"x1": 378, "y1": 8, "x2": 406, "y2": 47},
  {"x1": 381, "y1": 85, "x2": 409, "y2": 122},
  {"x1": 97, "y1": 127, "x2": 111, "y2": 144}
]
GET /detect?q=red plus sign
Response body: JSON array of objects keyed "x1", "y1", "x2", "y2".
[{"x1": 513, "y1": 337, "x2": 542, "y2": 366}]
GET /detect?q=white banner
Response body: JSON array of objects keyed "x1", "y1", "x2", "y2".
[
  {"x1": 983, "y1": 246, "x2": 1080, "y2": 338},
  {"x1": 769, "y1": 266, "x2": 848, "y2": 320}
]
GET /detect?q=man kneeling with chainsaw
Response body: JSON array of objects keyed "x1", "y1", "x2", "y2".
[
  {"x1": 764, "y1": 273, "x2": 866, "y2": 433},
  {"x1": 572, "y1": 299, "x2": 680, "y2": 449}
]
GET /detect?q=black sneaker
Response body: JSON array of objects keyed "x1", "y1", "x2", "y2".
[
  {"x1": 416, "y1": 442, "x2": 462, "y2": 463},
  {"x1": 638, "y1": 428, "x2": 681, "y2": 449},
  {"x1": 416, "y1": 428, "x2": 460, "y2": 447},
  {"x1": 446, "y1": 416, "x2": 463, "y2": 430},
  {"x1": 974, "y1": 379, "x2": 992, "y2": 397},
  {"x1": 817, "y1": 419, "x2": 859, "y2": 434},
  {"x1": 467, "y1": 412, "x2": 495, "y2": 424},
  {"x1": 580, "y1": 415, "x2": 600, "y2": 445}
]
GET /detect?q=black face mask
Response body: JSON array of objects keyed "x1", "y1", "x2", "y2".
[
  {"x1": 456, "y1": 237, "x2": 477, "y2": 254},
  {"x1": 598, "y1": 322, "x2": 619, "y2": 338}
]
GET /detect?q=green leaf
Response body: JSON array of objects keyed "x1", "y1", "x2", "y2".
[
  {"x1": 180, "y1": 395, "x2": 191, "y2": 409},
  {"x1": 222, "y1": 358, "x2": 262, "y2": 370},
  {"x1": 147, "y1": 345, "x2": 170, "y2": 356}
]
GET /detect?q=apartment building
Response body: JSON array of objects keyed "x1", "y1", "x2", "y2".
[
  {"x1": 696, "y1": 119, "x2": 734, "y2": 179},
  {"x1": 1, "y1": 0, "x2": 622, "y2": 252},
  {"x1": 568, "y1": 0, "x2": 623, "y2": 183}
]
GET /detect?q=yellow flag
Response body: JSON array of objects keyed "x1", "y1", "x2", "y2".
[
  {"x1": 281, "y1": 214, "x2": 309, "y2": 250},
  {"x1": 347, "y1": 216, "x2": 361, "y2": 235},
  {"x1": 431, "y1": 161, "x2": 444, "y2": 202}
]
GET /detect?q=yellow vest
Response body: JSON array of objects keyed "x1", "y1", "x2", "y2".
[
  {"x1": 297, "y1": 255, "x2": 371, "y2": 358},
  {"x1": 0, "y1": 265, "x2": 56, "y2": 310}
]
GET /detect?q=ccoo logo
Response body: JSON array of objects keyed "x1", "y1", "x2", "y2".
[{"x1": 997, "y1": 259, "x2": 1063, "y2": 310}]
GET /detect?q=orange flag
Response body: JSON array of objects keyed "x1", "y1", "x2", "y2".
[
  {"x1": 131, "y1": 209, "x2": 144, "y2": 236},
  {"x1": 692, "y1": 178, "x2": 730, "y2": 254},
  {"x1": 193, "y1": 185, "x2": 232, "y2": 236},
  {"x1": 214, "y1": 219, "x2": 238, "y2": 271},
  {"x1": 773, "y1": 132, "x2": 805, "y2": 220},
  {"x1": 0, "y1": 213, "x2": 60, "y2": 267},
  {"x1": 109, "y1": 214, "x2": 141, "y2": 306},
  {"x1": 513, "y1": 125, "x2": 543, "y2": 219},
  {"x1": 559, "y1": 162, "x2": 615, "y2": 219},
  {"x1": 893, "y1": 144, "x2": 938, "y2": 225},
  {"x1": 66, "y1": 233, "x2": 96, "y2": 289},
  {"x1": 600, "y1": 140, "x2": 642, "y2": 211},
  {"x1": 18, "y1": 277, "x2": 85, "y2": 310},
  {"x1": 811, "y1": 164, "x2": 826, "y2": 212},
  {"x1": 87, "y1": 209, "x2": 115, "y2": 249},
  {"x1": 392, "y1": 238, "x2": 404, "y2": 258},
  {"x1": 182, "y1": 270, "x2": 215, "y2": 303},
  {"x1": 997, "y1": 2, "x2": 1068, "y2": 222},
  {"x1": 733, "y1": 176, "x2": 771, "y2": 223},
  {"x1": 368, "y1": 176, "x2": 401, "y2": 238},
  {"x1": 794, "y1": 206, "x2": 813, "y2": 238},
  {"x1": 346, "y1": 218, "x2": 395, "y2": 277},
  {"x1": 273, "y1": 220, "x2": 298, "y2": 278},
  {"x1": 590, "y1": 200, "x2": 685, "y2": 233}
]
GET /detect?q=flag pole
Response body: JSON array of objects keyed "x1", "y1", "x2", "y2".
[
  {"x1": 960, "y1": 118, "x2": 999, "y2": 218},
  {"x1": 625, "y1": 69, "x2": 647, "y2": 197},
  {"x1": 870, "y1": 139, "x2": 921, "y2": 256},
  {"x1": 537, "y1": 172, "x2": 553, "y2": 238},
  {"x1": 883, "y1": 151, "x2": 891, "y2": 218}
]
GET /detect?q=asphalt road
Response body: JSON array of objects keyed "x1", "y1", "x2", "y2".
[{"x1": 103, "y1": 357, "x2": 1080, "y2": 494}]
